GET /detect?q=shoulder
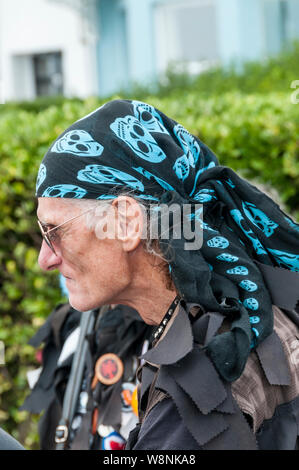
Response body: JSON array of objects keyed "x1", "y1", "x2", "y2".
[{"x1": 131, "y1": 397, "x2": 201, "y2": 450}]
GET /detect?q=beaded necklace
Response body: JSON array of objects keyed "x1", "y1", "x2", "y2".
[{"x1": 152, "y1": 295, "x2": 181, "y2": 345}]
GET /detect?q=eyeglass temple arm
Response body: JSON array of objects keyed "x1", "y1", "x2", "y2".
[{"x1": 39, "y1": 208, "x2": 94, "y2": 234}]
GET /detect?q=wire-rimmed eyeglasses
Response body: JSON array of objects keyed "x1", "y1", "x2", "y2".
[{"x1": 37, "y1": 208, "x2": 94, "y2": 255}]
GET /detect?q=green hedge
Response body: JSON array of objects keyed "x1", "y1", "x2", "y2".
[
  {"x1": 0, "y1": 88, "x2": 298, "y2": 448},
  {"x1": 156, "y1": 42, "x2": 299, "y2": 98}
]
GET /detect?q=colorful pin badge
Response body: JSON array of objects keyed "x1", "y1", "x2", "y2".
[
  {"x1": 121, "y1": 382, "x2": 135, "y2": 412},
  {"x1": 101, "y1": 431, "x2": 126, "y2": 450},
  {"x1": 94, "y1": 353, "x2": 124, "y2": 385}
]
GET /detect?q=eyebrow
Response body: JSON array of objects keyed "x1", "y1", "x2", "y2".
[
  {"x1": 37, "y1": 217, "x2": 60, "y2": 230},
  {"x1": 41, "y1": 222, "x2": 56, "y2": 229},
  {"x1": 37, "y1": 210, "x2": 58, "y2": 224},
  {"x1": 37, "y1": 216, "x2": 52, "y2": 224}
]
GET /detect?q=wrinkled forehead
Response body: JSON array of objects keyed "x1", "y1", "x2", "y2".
[{"x1": 37, "y1": 197, "x2": 81, "y2": 224}]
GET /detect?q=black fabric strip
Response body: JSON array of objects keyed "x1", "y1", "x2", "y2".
[
  {"x1": 140, "y1": 305, "x2": 193, "y2": 365},
  {"x1": 256, "y1": 330, "x2": 291, "y2": 386},
  {"x1": 215, "y1": 382, "x2": 236, "y2": 414},
  {"x1": 156, "y1": 366, "x2": 228, "y2": 447},
  {"x1": 20, "y1": 384, "x2": 56, "y2": 414},
  {"x1": 51, "y1": 304, "x2": 73, "y2": 349},
  {"x1": 167, "y1": 348, "x2": 227, "y2": 415},
  {"x1": 256, "y1": 261, "x2": 299, "y2": 311},
  {"x1": 192, "y1": 312, "x2": 225, "y2": 346},
  {"x1": 139, "y1": 364, "x2": 157, "y2": 404},
  {"x1": 97, "y1": 380, "x2": 123, "y2": 429},
  {"x1": 28, "y1": 314, "x2": 53, "y2": 348},
  {"x1": 203, "y1": 398, "x2": 258, "y2": 450}
]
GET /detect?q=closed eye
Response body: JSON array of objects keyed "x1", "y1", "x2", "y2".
[
  {"x1": 42, "y1": 224, "x2": 55, "y2": 231},
  {"x1": 39, "y1": 223, "x2": 55, "y2": 235},
  {"x1": 48, "y1": 229, "x2": 60, "y2": 242},
  {"x1": 41, "y1": 224, "x2": 61, "y2": 241}
]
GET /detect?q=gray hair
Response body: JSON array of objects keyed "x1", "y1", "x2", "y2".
[{"x1": 58, "y1": 193, "x2": 168, "y2": 262}]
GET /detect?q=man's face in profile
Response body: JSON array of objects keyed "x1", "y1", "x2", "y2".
[{"x1": 37, "y1": 197, "x2": 132, "y2": 312}]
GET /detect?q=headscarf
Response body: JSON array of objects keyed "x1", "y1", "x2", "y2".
[{"x1": 36, "y1": 99, "x2": 299, "y2": 381}]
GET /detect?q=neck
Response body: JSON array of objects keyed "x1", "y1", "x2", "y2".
[
  {"x1": 123, "y1": 285, "x2": 177, "y2": 325},
  {"x1": 114, "y1": 248, "x2": 177, "y2": 325}
]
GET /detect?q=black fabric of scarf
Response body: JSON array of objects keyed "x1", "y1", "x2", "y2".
[{"x1": 36, "y1": 99, "x2": 299, "y2": 382}]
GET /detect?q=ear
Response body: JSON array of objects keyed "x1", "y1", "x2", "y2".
[{"x1": 112, "y1": 196, "x2": 145, "y2": 252}]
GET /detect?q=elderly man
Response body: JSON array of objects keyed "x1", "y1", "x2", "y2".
[{"x1": 36, "y1": 99, "x2": 299, "y2": 450}]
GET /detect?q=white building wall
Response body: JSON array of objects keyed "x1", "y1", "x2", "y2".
[{"x1": 0, "y1": 0, "x2": 99, "y2": 102}]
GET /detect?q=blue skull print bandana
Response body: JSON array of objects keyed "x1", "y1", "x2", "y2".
[{"x1": 36, "y1": 99, "x2": 299, "y2": 382}]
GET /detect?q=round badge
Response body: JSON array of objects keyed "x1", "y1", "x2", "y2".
[
  {"x1": 95, "y1": 353, "x2": 124, "y2": 385},
  {"x1": 101, "y1": 431, "x2": 126, "y2": 450},
  {"x1": 121, "y1": 382, "x2": 135, "y2": 412}
]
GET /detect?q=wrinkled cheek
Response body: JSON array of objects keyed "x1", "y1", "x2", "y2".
[{"x1": 61, "y1": 245, "x2": 86, "y2": 273}]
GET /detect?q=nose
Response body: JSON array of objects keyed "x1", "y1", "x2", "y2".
[{"x1": 38, "y1": 239, "x2": 62, "y2": 271}]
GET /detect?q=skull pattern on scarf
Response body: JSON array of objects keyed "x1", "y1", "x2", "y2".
[{"x1": 36, "y1": 99, "x2": 299, "y2": 382}]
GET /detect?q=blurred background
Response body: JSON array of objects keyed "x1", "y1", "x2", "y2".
[
  {"x1": 0, "y1": 0, "x2": 298, "y2": 449},
  {"x1": 1, "y1": 0, "x2": 299, "y2": 100}
]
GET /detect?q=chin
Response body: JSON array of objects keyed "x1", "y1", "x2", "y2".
[
  {"x1": 68, "y1": 297, "x2": 99, "y2": 313},
  {"x1": 67, "y1": 280, "x2": 128, "y2": 313}
]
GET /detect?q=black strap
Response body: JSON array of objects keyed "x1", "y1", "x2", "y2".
[
  {"x1": 70, "y1": 329, "x2": 95, "y2": 450},
  {"x1": 256, "y1": 261, "x2": 299, "y2": 311},
  {"x1": 55, "y1": 309, "x2": 97, "y2": 450}
]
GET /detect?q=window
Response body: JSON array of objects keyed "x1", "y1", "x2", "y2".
[
  {"x1": 33, "y1": 52, "x2": 63, "y2": 96},
  {"x1": 154, "y1": 0, "x2": 219, "y2": 75},
  {"x1": 263, "y1": 0, "x2": 299, "y2": 56}
]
